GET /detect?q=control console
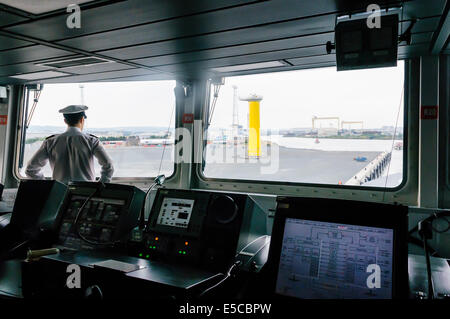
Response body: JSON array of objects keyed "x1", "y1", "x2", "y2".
[
  {"x1": 57, "y1": 182, "x2": 145, "y2": 250},
  {"x1": 129, "y1": 189, "x2": 268, "y2": 272}
]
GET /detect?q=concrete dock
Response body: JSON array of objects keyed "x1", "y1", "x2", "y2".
[{"x1": 22, "y1": 141, "x2": 401, "y2": 187}]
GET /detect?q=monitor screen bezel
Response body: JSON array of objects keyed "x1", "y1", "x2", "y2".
[{"x1": 266, "y1": 197, "x2": 409, "y2": 300}]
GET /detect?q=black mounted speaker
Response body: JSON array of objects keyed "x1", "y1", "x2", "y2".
[
  {"x1": 335, "y1": 14, "x2": 399, "y2": 71},
  {"x1": 209, "y1": 194, "x2": 239, "y2": 224}
]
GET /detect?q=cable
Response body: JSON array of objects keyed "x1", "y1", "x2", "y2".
[
  {"x1": 26, "y1": 89, "x2": 42, "y2": 128},
  {"x1": 157, "y1": 97, "x2": 176, "y2": 176},
  {"x1": 208, "y1": 84, "x2": 221, "y2": 127},
  {"x1": 139, "y1": 183, "x2": 157, "y2": 230},
  {"x1": 139, "y1": 176, "x2": 165, "y2": 230},
  {"x1": 418, "y1": 220, "x2": 435, "y2": 299},
  {"x1": 382, "y1": 83, "x2": 404, "y2": 201},
  {"x1": 72, "y1": 183, "x2": 103, "y2": 229},
  {"x1": 198, "y1": 261, "x2": 242, "y2": 298},
  {"x1": 422, "y1": 237, "x2": 434, "y2": 299},
  {"x1": 71, "y1": 182, "x2": 119, "y2": 246}
]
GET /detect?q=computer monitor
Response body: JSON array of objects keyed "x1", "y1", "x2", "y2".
[{"x1": 267, "y1": 197, "x2": 408, "y2": 299}]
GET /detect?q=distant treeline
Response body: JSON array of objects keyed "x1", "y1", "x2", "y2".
[
  {"x1": 99, "y1": 134, "x2": 170, "y2": 141},
  {"x1": 25, "y1": 134, "x2": 171, "y2": 144},
  {"x1": 99, "y1": 136, "x2": 127, "y2": 141},
  {"x1": 308, "y1": 134, "x2": 403, "y2": 140},
  {"x1": 25, "y1": 137, "x2": 45, "y2": 144}
]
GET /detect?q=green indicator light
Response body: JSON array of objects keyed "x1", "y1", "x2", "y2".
[
  {"x1": 178, "y1": 250, "x2": 182, "y2": 254},
  {"x1": 153, "y1": 246, "x2": 156, "y2": 249},
  {"x1": 139, "y1": 253, "x2": 143, "y2": 257},
  {"x1": 183, "y1": 251, "x2": 186, "y2": 255},
  {"x1": 146, "y1": 255, "x2": 150, "y2": 258}
]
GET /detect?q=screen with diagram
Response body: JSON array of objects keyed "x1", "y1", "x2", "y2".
[
  {"x1": 276, "y1": 218, "x2": 394, "y2": 299},
  {"x1": 157, "y1": 198, "x2": 195, "y2": 228}
]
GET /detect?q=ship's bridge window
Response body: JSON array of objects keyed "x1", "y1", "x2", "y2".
[
  {"x1": 203, "y1": 61, "x2": 405, "y2": 188},
  {"x1": 17, "y1": 81, "x2": 176, "y2": 180}
]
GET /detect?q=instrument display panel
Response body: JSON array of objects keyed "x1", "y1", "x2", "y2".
[{"x1": 156, "y1": 198, "x2": 195, "y2": 229}]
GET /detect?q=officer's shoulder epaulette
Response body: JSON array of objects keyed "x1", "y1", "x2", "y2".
[
  {"x1": 45, "y1": 134, "x2": 56, "y2": 140},
  {"x1": 89, "y1": 134, "x2": 98, "y2": 138}
]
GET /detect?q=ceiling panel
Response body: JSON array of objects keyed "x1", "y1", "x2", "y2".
[
  {"x1": 0, "y1": 0, "x2": 94, "y2": 15},
  {"x1": 0, "y1": 63, "x2": 54, "y2": 77},
  {"x1": 410, "y1": 32, "x2": 434, "y2": 45},
  {"x1": 62, "y1": 62, "x2": 133, "y2": 75},
  {"x1": 0, "y1": 15, "x2": 437, "y2": 64},
  {"x1": 75, "y1": 16, "x2": 438, "y2": 62},
  {"x1": 404, "y1": 16, "x2": 441, "y2": 33},
  {"x1": 5, "y1": 0, "x2": 439, "y2": 49},
  {"x1": 98, "y1": 29, "x2": 334, "y2": 61},
  {"x1": 0, "y1": 70, "x2": 73, "y2": 84},
  {"x1": 287, "y1": 55, "x2": 337, "y2": 66},
  {"x1": 332, "y1": 0, "x2": 445, "y2": 17},
  {"x1": 0, "y1": 76, "x2": 25, "y2": 85},
  {"x1": 25, "y1": 68, "x2": 159, "y2": 84},
  {"x1": 0, "y1": 0, "x2": 446, "y2": 85},
  {"x1": 129, "y1": 39, "x2": 433, "y2": 72},
  {"x1": 96, "y1": 73, "x2": 175, "y2": 83},
  {"x1": 60, "y1": 14, "x2": 337, "y2": 53},
  {"x1": 0, "y1": 35, "x2": 33, "y2": 51},
  {"x1": 149, "y1": 47, "x2": 330, "y2": 73},
  {"x1": 402, "y1": 0, "x2": 447, "y2": 19},
  {"x1": 0, "y1": 58, "x2": 133, "y2": 78},
  {"x1": 146, "y1": 41, "x2": 430, "y2": 74},
  {"x1": 0, "y1": 45, "x2": 74, "y2": 66},
  {"x1": 119, "y1": 25, "x2": 433, "y2": 68},
  {"x1": 4, "y1": 0, "x2": 262, "y2": 39},
  {"x1": 129, "y1": 34, "x2": 333, "y2": 67},
  {"x1": 9, "y1": 70, "x2": 73, "y2": 80},
  {"x1": 0, "y1": 45, "x2": 73, "y2": 66},
  {"x1": 213, "y1": 60, "x2": 336, "y2": 78},
  {"x1": 0, "y1": 10, "x2": 28, "y2": 27}
]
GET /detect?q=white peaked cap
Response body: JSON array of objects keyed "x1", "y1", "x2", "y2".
[{"x1": 58, "y1": 105, "x2": 88, "y2": 114}]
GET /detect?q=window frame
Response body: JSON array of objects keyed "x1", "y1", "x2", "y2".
[
  {"x1": 13, "y1": 83, "x2": 178, "y2": 184},
  {"x1": 198, "y1": 62, "x2": 409, "y2": 192},
  {"x1": 439, "y1": 54, "x2": 450, "y2": 208}
]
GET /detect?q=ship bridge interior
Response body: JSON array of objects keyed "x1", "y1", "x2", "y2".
[{"x1": 0, "y1": 0, "x2": 449, "y2": 307}]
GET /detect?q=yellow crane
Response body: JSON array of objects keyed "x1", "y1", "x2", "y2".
[
  {"x1": 311, "y1": 116, "x2": 340, "y2": 129},
  {"x1": 341, "y1": 121, "x2": 364, "y2": 131}
]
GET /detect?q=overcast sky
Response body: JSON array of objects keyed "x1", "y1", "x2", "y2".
[
  {"x1": 29, "y1": 80, "x2": 176, "y2": 129},
  {"x1": 30, "y1": 61, "x2": 404, "y2": 130},
  {"x1": 211, "y1": 61, "x2": 404, "y2": 130}
]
